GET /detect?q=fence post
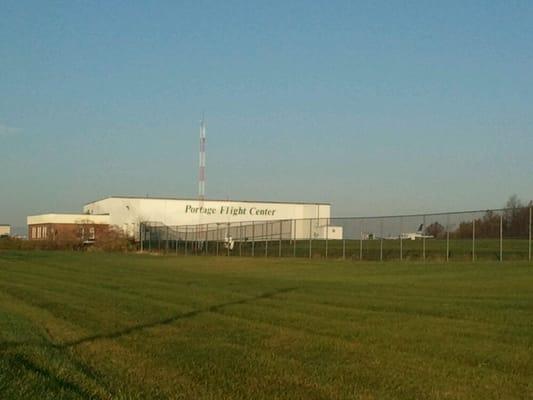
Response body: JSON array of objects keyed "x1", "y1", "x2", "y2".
[
  {"x1": 500, "y1": 214, "x2": 503, "y2": 262},
  {"x1": 192, "y1": 227, "x2": 195, "y2": 255},
  {"x1": 265, "y1": 222, "x2": 269, "y2": 257},
  {"x1": 158, "y1": 227, "x2": 161, "y2": 253},
  {"x1": 325, "y1": 219, "x2": 329, "y2": 259},
  {"x1": 196, "y1": 226, "x2": 200, "y2": 255},
  {"x1": 239, "y1": 222, "x2": 242, "y2": 257},
  {"x1": 216, "y1": 224, "x2": 219, "y2": 256},
  {"x1": 359, "y1": 232, "x2": 363, "y2": 260},
  {"x1": 227, "y1": 222, "x2": 230, "y2": 257},
  {"x1": 170, "y1": 227, "x2": 176, "y2": 255},
  {"x1": 379, "y1": 219, "x2": 383, "y2": 262},
  {"x1": 165, "y1": 226, "x2": 169, "y2": 254},
  {"x1": 174, "y1": 226, "x2": 178, "y2": 255},
  {"x1": 293, "y1": 220, "x2": 297, "y2": 257},
  {"x1": 422, "y1": 215, "x2": 426, "y2": 262},
  {"x1": 528, "y1": 206, "x2": 533, "y2": 262},
  {"x1": 140, "y1": 223, "x2": 144, "y2": 252},
  {"x1": 251, "y1": 222, "x2": 255, "y2": 257},
  {"x1": 446, "y1": 230, "x2": 450, "y2": 262},
  {"x1": 205, "y1": 224, "x2": 209, "y2": 255},
  {"x1": 279, "y1": 220, "x2": 282, "y2": 257},
  {"x1": 399, "y1": 217, "x2": 403, "y2": 261},
  {"x1": 148, "y1": 225, "x2": 151, "y2": 252},
  {"x1": 309, "y1": 219, "x2": 313, "y2": 259},
  {"x1": 472, "y1": 218, "x2": 476, "y2": 262},
  {"x1": 174, "y1": 226, "x2": 177, "y2": 254},
  {"x1": 184, "y1": 226, "x2": 188, "y2": 256},
  {"x1": 342, "y1": 239, "x2": 346, "y2": 260},
  {"x1": 446, "y1": 214, "x2": 450, "y2": 262},
  {"x1": 192, "y1": 226, "x2": 196, "y2": 255}
]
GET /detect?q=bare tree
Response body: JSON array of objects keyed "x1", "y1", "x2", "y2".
[
  {"x1": 424, "y1": 222, "x2": 445, "y2": 238},
  {"x1": 504, "y1": 195, "x2": 528, "y2": 237}
]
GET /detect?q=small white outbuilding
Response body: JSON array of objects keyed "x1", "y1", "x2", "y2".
[{"x1": 0, "y1": 224, "x2": 11, "y2": 237}]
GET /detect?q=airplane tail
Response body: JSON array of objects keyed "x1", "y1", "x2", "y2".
[{"x1": 417, "y1": 224, "x2": 424, "y2": 233}]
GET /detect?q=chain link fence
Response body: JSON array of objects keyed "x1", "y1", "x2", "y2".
[{"x1": 139, "y1": 206, "x2": 533, "y2": 262}]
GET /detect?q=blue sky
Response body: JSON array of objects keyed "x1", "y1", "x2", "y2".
[{"x1": 1, "y1": 1, "x2": 532, "y2": 230}]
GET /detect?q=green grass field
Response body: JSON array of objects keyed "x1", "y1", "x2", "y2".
[
  {"x1": 148, "y1": 238, "x2": 532, "y2": 262},
  {"x1": 1, "y1": 251, "x2": 532, "y2": 399}
]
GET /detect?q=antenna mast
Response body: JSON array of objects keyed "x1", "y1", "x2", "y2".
[{"x1": 199, "y1": 117, "x2": 206, "y2": 203}]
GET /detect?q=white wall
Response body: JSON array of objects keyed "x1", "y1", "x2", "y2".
[
  {"x1": 0, "y1": 225, "x2": 10, "y2": 236},
  {"x1": 83, "y1": 197, "x2": 332, "y2": 239}
]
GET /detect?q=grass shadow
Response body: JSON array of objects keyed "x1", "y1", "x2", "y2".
[{"x1": 60, "y1": 286, "x2": 297, "y2": 348}]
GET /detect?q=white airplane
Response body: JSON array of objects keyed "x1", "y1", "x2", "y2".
[{"x1": 400, "y1": 224, "x2": 434, "y2": 240}]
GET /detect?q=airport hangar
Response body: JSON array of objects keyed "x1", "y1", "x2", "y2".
[
  {"x1": 84, "y1": 196, "x2": 342, "y2": 240},
  {"x1": 28, "y1": 196, "x2": 342, "y2": 242}
]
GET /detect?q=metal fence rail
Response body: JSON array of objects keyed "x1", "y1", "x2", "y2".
[{"x1": 139, "y1": 206, "x2": 533, "y2": 262}]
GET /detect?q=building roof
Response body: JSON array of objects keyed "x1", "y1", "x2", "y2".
[
  {"x1": 0, "y1": 224, "x2": 10, "y2": 227},
  {"x1": 84, "y1": 195, "x2": 331, "y2": 206},
  {"x1": 27, "y1": 213, "x2": 110, "y2": 225}
]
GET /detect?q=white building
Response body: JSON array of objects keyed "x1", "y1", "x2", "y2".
[
  {"x1": 0, "y1": 224, "x2": 11, "y2": 237},
  {"x1": 83, "y1": 196, "x2": 341, "y2": 240}
]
